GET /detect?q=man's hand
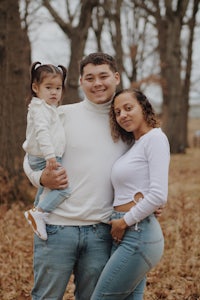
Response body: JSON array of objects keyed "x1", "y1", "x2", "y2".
[{"x1": 40, "y1": 165, "x2": 69, "y2": 190}]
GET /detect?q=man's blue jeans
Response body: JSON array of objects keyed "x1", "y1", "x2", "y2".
[
  {"x1": 91, "y1": 212, "x2": 164, "y2": 300},
  {"x1": 31, "y1": 223, "x2": 112, "y2": 300}
]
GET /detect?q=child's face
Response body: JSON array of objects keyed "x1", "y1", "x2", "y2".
[{"x1": 32, "y1": 74, "x2": 63, "y2": 106}]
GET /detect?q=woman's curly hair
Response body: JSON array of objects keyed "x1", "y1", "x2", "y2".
[{"x1": 109, "y1": 88, "x2": 160, "y2": 145}]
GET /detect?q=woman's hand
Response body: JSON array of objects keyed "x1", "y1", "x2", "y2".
[
  {"x1": 109, "y1": 218, "x2": 128, "y2": 243},
  {"x1": 154, "y1": 205, "x2": 165, "y2": 218},
  {"x1": 40, "y1": 164, "x2": 69, "y2": 190}
]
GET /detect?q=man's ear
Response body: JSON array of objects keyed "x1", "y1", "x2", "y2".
[{"x1": 115, "y1": 72, "x2": 120, "y2": 85}]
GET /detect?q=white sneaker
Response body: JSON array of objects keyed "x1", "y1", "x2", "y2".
[{"x1": 24, "y1": 208, "x2": 48, "y2": 240}]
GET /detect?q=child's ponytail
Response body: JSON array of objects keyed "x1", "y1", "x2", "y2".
[{"x1": 58, "y1": 65, "x2": 67, "y2": 89}]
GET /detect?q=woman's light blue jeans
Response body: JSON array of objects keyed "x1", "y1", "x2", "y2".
[
  {"x1": 28, "y1": 154, "x2": 71, "y2": 211},
  {"x1": 91, "y1": 212, "x2": 164, "y2": 300},
  {"x1": 31, "y1": 223, "x2": 112, "y2": 300}
]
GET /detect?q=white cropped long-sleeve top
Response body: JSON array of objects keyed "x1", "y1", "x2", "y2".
[{"x1": 111, "y1": 128, "x2": 170, "y2": 226}]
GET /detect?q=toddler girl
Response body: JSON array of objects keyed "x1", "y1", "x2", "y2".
[{"x1": 23, "y1": 62, "x2": 70, "y2": 240}]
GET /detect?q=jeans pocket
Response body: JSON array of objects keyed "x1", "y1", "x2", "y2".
[
  {"x1": 46, "y1": 224, "x2": 59, "y2": 235},
  {"x1": 94, "y1": 223, "x2": 112, "y2": 241}
]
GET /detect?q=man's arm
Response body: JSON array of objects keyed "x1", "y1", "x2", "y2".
[{"x1": 23, "y1": 154, "x2": 68, "y2": 189}]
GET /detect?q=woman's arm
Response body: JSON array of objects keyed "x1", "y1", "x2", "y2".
[{"x1": 124, "y1": 132, "x2": 170, "y2": 227}]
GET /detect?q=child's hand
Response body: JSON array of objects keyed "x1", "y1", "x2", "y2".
[{"x1": 46, "y1": 157, "x2": 58, "y2": 170}]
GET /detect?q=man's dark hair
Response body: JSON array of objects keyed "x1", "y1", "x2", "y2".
[{"x1": 79, "y1": 52, "x2": 118, "y2": 75}]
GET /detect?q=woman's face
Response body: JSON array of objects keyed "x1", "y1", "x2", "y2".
[{"x1": 113, "y1": 92, "x2": 148, "y2": 140}]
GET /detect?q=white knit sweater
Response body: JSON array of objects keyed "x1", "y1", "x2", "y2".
[
  {"x1": 23, "y1": 98, "x2": 127, "y2": 225},
  {"x1": 22, "y1": 97, "x2": 66, "y2": 160}
]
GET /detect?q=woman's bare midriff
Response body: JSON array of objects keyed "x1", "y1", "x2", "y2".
[{"x1": 114, "y1": 192, "x2": 144, "y2": 212}]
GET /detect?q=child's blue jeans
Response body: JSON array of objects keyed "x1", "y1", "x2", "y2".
[{"x1": 28, "y1": 154, "x2": 71, "y2": 212}]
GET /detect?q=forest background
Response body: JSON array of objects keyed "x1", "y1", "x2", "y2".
[{"x1": 0, "y1": 0, "x2": 200, "y2": 299}]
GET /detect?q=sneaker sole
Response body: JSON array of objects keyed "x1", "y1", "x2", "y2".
[{"x1": 24, "y1": 211, "x2": 47, "y2": 240}]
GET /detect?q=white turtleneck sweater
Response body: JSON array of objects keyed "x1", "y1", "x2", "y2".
[{"x1": 23, "y1": 98, "x2": 128, "y2": 225}]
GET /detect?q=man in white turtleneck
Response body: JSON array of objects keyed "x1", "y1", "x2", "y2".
[{"x1": 23, "y1": 53, "x2": 128, "y2": 300}]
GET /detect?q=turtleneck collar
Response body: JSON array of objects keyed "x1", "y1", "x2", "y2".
[{"x1": 83, "y1": 97, "x2": 112, "y2": 114}]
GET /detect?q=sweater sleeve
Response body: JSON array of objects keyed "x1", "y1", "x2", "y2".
[
  {"x1": 30, "y1": 101, "x2": 56, "y2": 160},
  {"x1": 124, "y1": 131, "x2": 170, "y2": 226},
  {"x1": 23, "y1": 154, "x2": 42, "y2": 188}
]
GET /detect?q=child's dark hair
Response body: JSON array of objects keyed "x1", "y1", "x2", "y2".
[
  {"x1": 79, "y1": 52, "x2": 118, "y2": 76},
  {"x1": 26, "y1": 61, "x2": 67, "y2": 105},
  {"x1": 110, "y1": 88, "x2": 160, "y2": 145}
]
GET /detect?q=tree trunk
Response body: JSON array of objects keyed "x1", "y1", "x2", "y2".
[
  {"x1": 181, "y1": 0, "x2": 199, "y2": 148},
  {"x1": 134, "y1": 0, "x2": 195, "y2": 153},
  {"x1": 43, "y1": 0, "x2": 99, "y2": 104},
  {"x1": 0, "y1": 0, "x2": 30, "y2": 174},
  {"x1": 155, "y1": 0, "x2": 191, "y2": 153},
  {"x1": 64, "y1": 34, "x2": 87, "y2": 103},
  {"x1": 109, "y1": 0, "x2": 124, "y2": 91},
  {"x1": 158, "y1": 17, "x2": 185, "y2": 152}
]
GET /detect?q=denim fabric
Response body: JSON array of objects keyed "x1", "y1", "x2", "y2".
[
  {"x1": 32, "y1": 223, "x2": 112, "y2": 300},
  {"x1": 91, "y1": 212, "x2": 164, "y2": 300},
  {"x1": 28, "y1": 154, "x2": 47, "y2": 171},
  {"x1": 28, "y1": 154, "x2": 71, "y2": 211}
]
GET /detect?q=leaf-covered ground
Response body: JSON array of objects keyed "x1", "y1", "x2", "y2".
[{"x1": 0, "y1": 119, "x2": 200, "y2": 300}]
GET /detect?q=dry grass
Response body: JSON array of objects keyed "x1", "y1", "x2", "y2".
[{"x1": 0, "y1": 119, "x2": 200, "y2": 300}]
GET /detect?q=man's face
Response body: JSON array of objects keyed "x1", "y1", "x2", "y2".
[{"x1": 80, "y1": 63, "x2": 120, "y2": 104}]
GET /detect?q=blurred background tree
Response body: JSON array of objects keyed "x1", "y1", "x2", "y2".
[
  {"x1": 0, "y1": 0, "x2": 30, "y2": 201},
  {"x1": 0, "y1": 0, "x2": 199, "y2": 202}
]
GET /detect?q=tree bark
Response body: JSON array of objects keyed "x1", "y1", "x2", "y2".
[
  {"x1": 43, "y1": 0, "x2": 99, "y2": 103},
  {"x1": 158, "y1": 15, "x2": 185, "y2": 152},
  {"x1": 0, "y1": 0, "x2": 30, "y2": 174},
  {"x1": 181, "y1": 0, "x2": 199, "y2": 147},
  {"x1": 134, "y1": 0, "x2": 196, "y2": 153}
]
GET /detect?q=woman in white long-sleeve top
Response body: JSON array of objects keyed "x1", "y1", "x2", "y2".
[{"x1": 91, "y1": 88, "x2": 170, "y2": 300}]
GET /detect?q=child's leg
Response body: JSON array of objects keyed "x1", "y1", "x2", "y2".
[
  {"x1": 28, "y1": 155, "x2": 46, "y2": 171},
  {"x1": 38, "y1": 156, "x2": 71, "y2": 212},
  {"x1": 24, "y1": 208, "x2": 48, "y2": 240},
  {"x1": 34, "y1": 186, "x2": 44, "y2": 207},
  {"x1": 28, "y1": 155, "x2": 70, "y2": 212},
  {"x1": 25, "y1": 186, "x2": 70, "y2": 240},
  {"x1": 25, "y1": 156, "x2": 70, "y2": 240},
  {"x1": 27, "y1": 154, "x2": 46, "y2": 207},
  {"x1": 38, "y1": 188, "x2": 70, "y2": 212},
  {"x1": 25, "y1": 156, "x2": 48, "y2": 239}
]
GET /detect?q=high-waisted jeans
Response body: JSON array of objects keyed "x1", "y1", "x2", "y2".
[{"x1": 91, "y1": 212, "x2": 164, "y2": 300}]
